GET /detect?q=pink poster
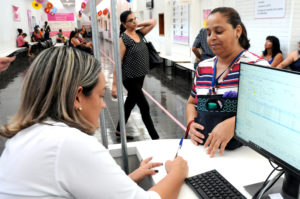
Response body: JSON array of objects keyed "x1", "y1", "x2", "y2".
[
  {"x1": 203, "y1": 9, "x2": 211, "y2": 28},
  {"x1": 27, "y1": 10, "x2": 33, "y2": 33},
  {"x1": 47, "y1": 13, "x2": 74, "y2": 21},
  {"x1": 12, "y1": 5, "x2": 20, "y2": 21}
]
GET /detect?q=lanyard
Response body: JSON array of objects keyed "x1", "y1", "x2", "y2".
[{"x1": 209, "y1": 50, "x2": 245, "y2": 95}]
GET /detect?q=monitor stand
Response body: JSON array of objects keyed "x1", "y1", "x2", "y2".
[
  {"x1": 244, "y1": 172, "x2": 300, "y2": 199},
  {"x1": 282, "y1": 173, "x2": 300, "y2": 199}
]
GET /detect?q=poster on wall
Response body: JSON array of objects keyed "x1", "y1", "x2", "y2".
[
  {"x1": 47, "y1": 13, "x2": 74, "y2": 21},
  {"x1": 12, "y1": 5, "x2": 20, "y2": 21},
  {"x1": 203, "y1": 9, "x2": 211, "y2": 28},
  {"x1": 27, "y1": 10, "x2": 33, "y2": 33},
  {"x1": 255, "y1": 0, "x2": 286, "y2": 19},
  {"x1": 172, "y1": 0, "x2": 189, "y2": 44}
]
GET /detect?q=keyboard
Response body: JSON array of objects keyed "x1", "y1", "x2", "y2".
[{"x1": 185, "y1": 169, "x2": 246, "y2": 199}]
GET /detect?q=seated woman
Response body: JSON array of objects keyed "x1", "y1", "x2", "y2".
[
  {"x1": 261, "y1": 36, "x2": 283, "y2": 67},
  {"x1": 0, "y1": 46, "x2": 188, "y2": 199},
  {"x1": 277, "y1": 41, "x2": 300, "y2": 71},
  {"x1": 16, "y1": 33, "x2": 32, "y2": 57},
  {"x1": 32, "y1": 28, "x2": 42, "y2": 42},
  {"x1": 56, "y1": 29, "x2": 66, "y2": 43},
  {"x1": 78, "y1": 29, "x2": 93, "y2": 51},
  {"x1": 69, "y1": 31, "x2": 92, "y2": 54}
]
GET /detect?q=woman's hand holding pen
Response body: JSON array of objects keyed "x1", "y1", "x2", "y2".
[
  {"x1": 129, "y1": 157, "x2": 163, "y2": 183},
  {"x1": 204, "y1": 117, "x2": 235, "y2": 158},
  {"x1": 165, "y1": 156, "x2": 188, "y2": 180},
  {"x1": 189, "y1": 122, "x2": 205, "y2": 145}
]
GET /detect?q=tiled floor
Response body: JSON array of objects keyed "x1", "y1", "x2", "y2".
[{"x1": 0, "y1": 39, "x2": 194, "y2": 153}]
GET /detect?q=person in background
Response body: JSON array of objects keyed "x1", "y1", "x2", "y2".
[
  {"x1": 39, "y1": 28, "x2": 44, "y2": 38},
  {"x1": 0, "y1": 46, "x2": 188, "y2": 199},
  {"x1": 17, "y1": 29, "x2": 23, "y2": 36},
  {"x1": 44, "y1": 26, "x2": 50, "y2": 41},
  {"x1": 81, "y1": 25, "x2": 87, "y2": 37},
  {"x1": 44, "y1": 21, "x2": 51, "y2": 32},
  {"x1": 261, "y1": 35, "x2": 283, "y2": 67},
  {"x1": 192, "y1": 28, "x2": 215, "y2": 70},
  {"x1": 32, "y1": 27, "x2": 42, "y2": 42},
  {"x1": 186, "y1": 7, "x2": 269, "y2": 158},
  {"x1": 112, "y1": 10, "x2": 159, "y2": 140},
  {"x1": 17, "y1": 33, "x2": 32, "y2": 57},
  {"x1": 0, "y1": 56, "x2": 16, "y2": 72},
  {"x1": 69, "y1": 31, "x2": 92, "y2": 54},
  {"x1": 78, "y1": 29, "x2": 93, "y2": 51},
  {"x1": 277, "y1": 41, "x2": 300, "y2": 71},
  {"x1": 56, "y1": 29, "x2": 66, "y2": 43}
]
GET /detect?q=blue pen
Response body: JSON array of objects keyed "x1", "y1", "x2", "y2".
[{"x1": 175, "y1": 136, "x2": 184, "y2": 158}]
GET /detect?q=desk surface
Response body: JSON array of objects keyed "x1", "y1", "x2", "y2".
[
  {"x1": 176, "y1": 62, "x2": 195, "y2": 71},
  {"x1": 109, "y1": 139, "x2": 273, "y2": 198},
  {"x1": 159, "y1": 53, "x2": 191, "y2": 63}
]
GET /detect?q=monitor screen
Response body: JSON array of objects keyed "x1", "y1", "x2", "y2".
[{"x1": 235, "y1": 62, "x2": 300, "y2": 178}]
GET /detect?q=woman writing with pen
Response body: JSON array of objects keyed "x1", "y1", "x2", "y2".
[
  {"x1": 186, "y1": 7, "x2": 269, "y2": 157},
  {"x1": 0, "y1": 47, "x2": 188, "y2": 199}
]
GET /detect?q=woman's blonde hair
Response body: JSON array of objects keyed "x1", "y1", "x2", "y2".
[{"x1": 0, "y1": 46, "x2": 101, "y2": 138}]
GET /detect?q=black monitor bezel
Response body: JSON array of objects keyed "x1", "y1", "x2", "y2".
[{"x1": 235, "y1": 62, "x2": 300, "y2": 180}]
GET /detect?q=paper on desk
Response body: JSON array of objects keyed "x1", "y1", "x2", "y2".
[{"x1": 269, "y1": 193, "x2": 283, "y2": 199}]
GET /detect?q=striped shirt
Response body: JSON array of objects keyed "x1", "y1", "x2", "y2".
[{"x1": 191, "y1": 50, "x2": 269, "y2": 103}]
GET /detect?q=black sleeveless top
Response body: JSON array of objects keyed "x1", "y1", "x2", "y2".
[
  {"x1": 290, "y1": 50, "x2": 300, "y2": 72},
  {"x1": 121, "y1": 30, "x2": 149, "y2": 81}
]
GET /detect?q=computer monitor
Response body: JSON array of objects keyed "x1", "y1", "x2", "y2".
[{"x1": 235, "y1": 62, "x2": 300, "y2": 198}]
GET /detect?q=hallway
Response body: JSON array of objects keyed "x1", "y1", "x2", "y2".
[{"x1": 0, "y1": 41, "x2": 194, "y2": 151}]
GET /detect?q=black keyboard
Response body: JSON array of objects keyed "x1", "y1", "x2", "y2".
[{"x1": 185, "y1": 169, "x2": 246, "y2": 199}]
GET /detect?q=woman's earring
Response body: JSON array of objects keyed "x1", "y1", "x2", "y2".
[{"x1": 78, "y1": 107, "x2": 82, "y2": 111}]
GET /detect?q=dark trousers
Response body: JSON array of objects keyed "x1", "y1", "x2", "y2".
[{"x1": 116, "y1": 76, "x2": 159, "y2": 139}]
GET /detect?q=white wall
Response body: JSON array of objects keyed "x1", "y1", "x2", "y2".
[
  {"x1": 0, "y1": 0, "x2": 44, "y2": 52},
  {"x1": 134, "y1": 0, "x2": 300, "y2": 59}
]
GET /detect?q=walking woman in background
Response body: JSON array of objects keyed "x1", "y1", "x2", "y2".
[
  {"x1": 0, "y1": 47, "x2": 188, "y2": 199},
  {"x1": 261, "y1": 35, "x2": 283, "y2": 67},
  {"x1": 112, "y1": 10, "x2": 159, "y2": 140}
]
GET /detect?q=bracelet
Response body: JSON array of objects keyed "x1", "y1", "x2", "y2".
[{"x1": 184, "y1": 120, "x2": 194, "y2": 139}]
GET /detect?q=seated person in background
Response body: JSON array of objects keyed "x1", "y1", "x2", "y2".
[
  {"x1": 81, "y1": 25, "x2": 87, "y2": 37},
  {"x1": 17, "y1": 28, "x2": 23, "y2": 36},
  {"x1": 56, "y1": 29, "x2": 66, "y2": 43},
  {"x1": 39, "y1": 28, "x2": 44, "y2": 38},
  {"x1": 78, "y1": 29, "x2": 93, "y2": 51},
  {"x1": 277, "y1": 41, "x2": 300, "y2": 72},
  {"x1": 17, "y1": 33, "x2": 32, "y2": 57},
  {"x1": 69, "y1": 31, "x2": 92, "y2": 54},
  {"x1": 261, "y1": 36, "x2": 283, "y2": 67},
  {"x1": 0, "y1": 56, "x2": 16, "y2": 72},
  {"x1": 32, "y1": 28, "x2": 42, "y2": 42},
  {"x1": 0, "y1": 46, "x2": 188, "y2": 199}
]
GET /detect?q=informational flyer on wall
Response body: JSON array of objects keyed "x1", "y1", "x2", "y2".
[
  {"x1": 255, "y1": 0, "x2": 286, "y2": 19},
  {"x1": 172, "y1": 0, "x2": 189, "y2": 44}
]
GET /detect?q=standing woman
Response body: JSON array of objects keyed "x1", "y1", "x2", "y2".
[
  {"x1": 112, "y1": 11, "x2": 159, "y2": 140},
  {"x1": 261, "y1": 35, "x2": 283, "y2": 67},
  {"x1": 186, "y1": 7, "x2": 269, "y2": 157}
]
